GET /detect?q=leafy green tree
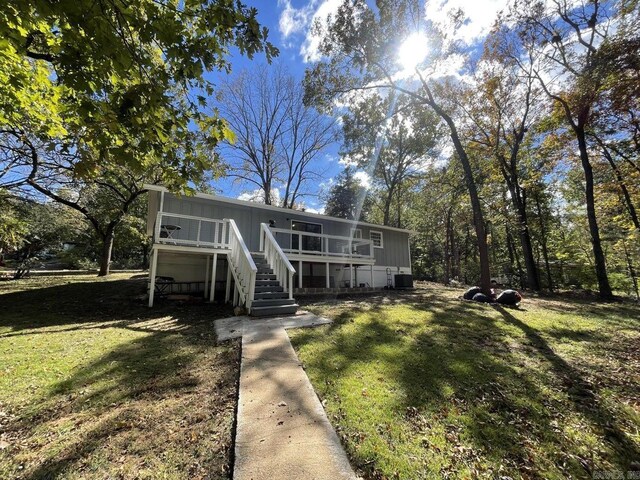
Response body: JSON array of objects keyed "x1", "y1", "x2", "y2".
[
  {"x1": 323, "y1": 166, "x2": 370, "y2": 220},
  {"x1": 1, "y1": 195, "x2": 83, "y2": 278},
  {"x1": 21, "y1": 139, "x2": 158, "y2": 276},
  {"x1": 0, "y1": 1, "x2": 278, "y2": 189},
  {"x1": 0, "y1": 191, "x2": 28, "y2": 263},
  {"x1": 507, "y1": 0, "x2": 635, "y2": 298},
  {"x1": 341, "y1": 93, "x2": 440, "y2": 227},
  {"x1": 304, "y1": 0, "x2": 493, "y2": 293}
]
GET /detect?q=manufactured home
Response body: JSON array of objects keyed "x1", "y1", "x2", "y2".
[{"x1": 145, "y1": 185, "x2": 412, "y2": 316}]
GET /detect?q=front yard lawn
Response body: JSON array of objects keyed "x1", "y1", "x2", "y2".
[
  {"x1": 291, "y1": 285, "x2": 640, "y2": 479},
  {"x1": 0, "y1": 273, "x2": 237, "y2": 480}
]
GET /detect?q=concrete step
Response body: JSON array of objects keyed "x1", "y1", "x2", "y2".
[
  {"x1": 250, "y1": 304, "x2": 299, "y2": 317},
  {"x1": 251, "y1": 298, "x2": 297, "y2": 307},
  {"x1": 254, "y1": 291, "x2": 289, "y2": 300},
  {"x1": 256, "y1": 274, "x2": 277, "y2": 281},
  {"x1": 255, "y1": 279, "x2": 281, "y2": 287},
  {"x1": 254, "y1": 285, "x2": 284, "y2": 293}
]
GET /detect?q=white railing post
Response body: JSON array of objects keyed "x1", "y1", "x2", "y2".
[
  {"x1": 155, "y1": 212, "x2": 162, "y2": 242},
  {"x1": 289, "y1": 271, "x2": 293, "y2": 299},
  {"x1": 196, "y1": 220, "x2": 202, "y2": 247}
]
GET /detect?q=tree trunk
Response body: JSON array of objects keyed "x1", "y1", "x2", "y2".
[
  {"x1": 506, "y1": 225, "x2": 524, "y2": 288},
  {"x1": 98, "y1": 227, "x2": 116, "y2": 277},
  {"x1": 444, "y1": 207, "x2": 452, "y2": 285},
  {"x1": 598, "y1": 139, "x2": 640, "y2": 230},
  {"x1": 534, "y1": 194, "x2": 554, "y2": 292},
  {"x1": 622, "y1": 240, "x2": 639, "y2": 302},
  {"x1": 419, "y1": 90, "x2": 491, "y2": 294},
  {"x1": 444, "y1": 122, "x2": 491, "y2": 294},
  {"x1": 515, "y1": 199, "x2": 541, "y2": 291},
  {"x1": 142, "y1": 243, "x2": 149, "y2": 269},
  {"x1": 576, "y1": 127, "x2": 613, "y2": 299}
]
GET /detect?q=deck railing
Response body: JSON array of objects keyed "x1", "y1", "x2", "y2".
[
  {"x1": 154, "y1": 212, "x2": 228, "y2": 248},
  {"x1": 226, "y1": 219, "x2": 257, "y2": 310},
  {"x1": 260, "y1": 223, "x2": 296, "y2": 299},
  {"x1": 269, "y1": 227, "x2": 374, "y2": 259}
]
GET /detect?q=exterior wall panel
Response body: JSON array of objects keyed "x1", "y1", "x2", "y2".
[{"x1": 153, "y1": 192, "x2": 411, "y2": 269}]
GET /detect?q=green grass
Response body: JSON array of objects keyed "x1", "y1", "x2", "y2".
[
  {"x1": 291, "y1": 285, "x2": 640, "y2": 479},
  {"x1": 0, "y1": 273, "x2": 238, "y2": 480}
]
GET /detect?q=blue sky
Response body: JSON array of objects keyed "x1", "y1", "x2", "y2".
[
  {"x1": 209, "y1": 0, "x2": 343, "y2": 213},
  {"x1": 210, "y1": 0, "x2": 513, "y2": 212}
]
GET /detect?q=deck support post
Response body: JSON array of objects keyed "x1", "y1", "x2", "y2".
[
  {"x1": 350, "y1": 263, "x2": 353, "y2": 288},
  {"x1": 370, "y1": 265, "x2": 374, "y2": 288},
  {"x1": 233, "y1": 285, "x2": 239, "y2": 306},
  {"x1": 298, "y1": 260, "x2": 303, "y2": 289},
  {"x1": 225, "y1": 258, "x2": 232, "y2": 303},
  {"x1": 326, "y1": 262, "x2": 330, "y2": 288},
  {"x1": 204, "y1": 255, "x2": 210, "y2": 299},
  {"x1": 148, "y1": 248, "x2": 159, "y2": 307},
  {"x1": 209, "y1": 253, "x2": 218, "y2": 302}
]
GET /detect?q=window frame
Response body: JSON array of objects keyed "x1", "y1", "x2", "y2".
[{"x1": 370, "y1": 230, "x2": 384, "y2": 249}]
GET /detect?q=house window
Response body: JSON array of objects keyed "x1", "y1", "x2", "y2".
[
  {"x1": 291, "y1": 220, "x2": 323, "y2": 252},
  {"x1": 370, "y1": 230, "x2": 383, "y2": 248},
  {"x1": 350, "y1": 228, "x2": 362, "y2": 239}
]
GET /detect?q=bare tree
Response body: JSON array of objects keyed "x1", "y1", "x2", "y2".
[{"x1": 217, "y1": 64, "x2": 336, "y2": 207}]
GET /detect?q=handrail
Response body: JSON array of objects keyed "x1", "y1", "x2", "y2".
[
  {"x1": 269, "y1": 226, "x2": 374, "y2": 259},
  {"x1": 269, "y1": 227, "x2": 373, "y2": 244},
  {"x1": 225, "y1": 218, "x2": 257, "y2": 311},
  {"x1": 155, "y1": 212, "x2": 228, "y2": 248},
  {"x1": 260, "y1": 223, "x2": 296, "y2": 299}
]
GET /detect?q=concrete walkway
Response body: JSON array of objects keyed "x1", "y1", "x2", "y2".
[{"x1": 215, "y1": 312, "x2": 357, "y2": 480}]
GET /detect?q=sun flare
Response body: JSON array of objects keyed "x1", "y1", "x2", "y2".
[{"x1": 398, "y1": 32, "x2": 429, "y2": 71}]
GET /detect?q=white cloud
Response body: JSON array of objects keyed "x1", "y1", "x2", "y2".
[
  {"x1": 278, "y1": 0, "x2": 315, "y2": 39},
  {"x1": 300, "y1": 0, "x2": 342, "y2": 62},
  {"x1": 425, "y1": 0, "x2": 510, "y2": 46},
  {"x1": 302, "y1": 205, "x2": 325, "y2": 214},
  {"x1": 238, "y1": 187, "x2": 281, "y2": 204},
  {"x1": 319, "y1": 177, "x2": 334, "y2": 190},
  {"x1": 338, "y1": 155, "x2": 358, "y2": 167},
  {"x1": 353, "y1": 170, "x2": 371, "y2": 189}
]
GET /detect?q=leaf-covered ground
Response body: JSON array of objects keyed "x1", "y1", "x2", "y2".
[
  {"x1": 0, "y1": 273, "x2": 238, "y2": 480},
  {"x1": 291, "y1": 284, "x2": 640, "y2": 479}
]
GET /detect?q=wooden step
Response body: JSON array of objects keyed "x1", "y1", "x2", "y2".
[
  {"x1": 250, "y1": 304, "x2": 299, "y2": 317},
  {"x1": 254, "y1": 285, "x2": 284, "y2": 293},
  {"x1": 256, "y1": 274, "x2": 277, "y2": 281},
  {"x1": 255, "y1": 279, "x2": 281, "y2": 287},
  {"x1": 253, "y1": 291, "x2": 289, "y2": 300},
  {"x1": 251, "y1": 298, "x2": 297, "y2": 307}
]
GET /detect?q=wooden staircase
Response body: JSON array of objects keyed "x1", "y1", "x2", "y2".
[{"x1": 250, "y1": 253, "x2": 299, "y2": 317}]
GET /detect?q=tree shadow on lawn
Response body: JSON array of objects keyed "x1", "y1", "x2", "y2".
[
  {"x1": 494, "y1": 306, "x2": 640, "y2": 470},
  {"x1": 292, "y1": 294, "x2": 640, "y2": 478},
  {"x1": 0, "y1": 277, "x2": 238, "y2": 480},
  {"x1": 0, "y1": 276, "x2": 234, "y2": 337}
]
